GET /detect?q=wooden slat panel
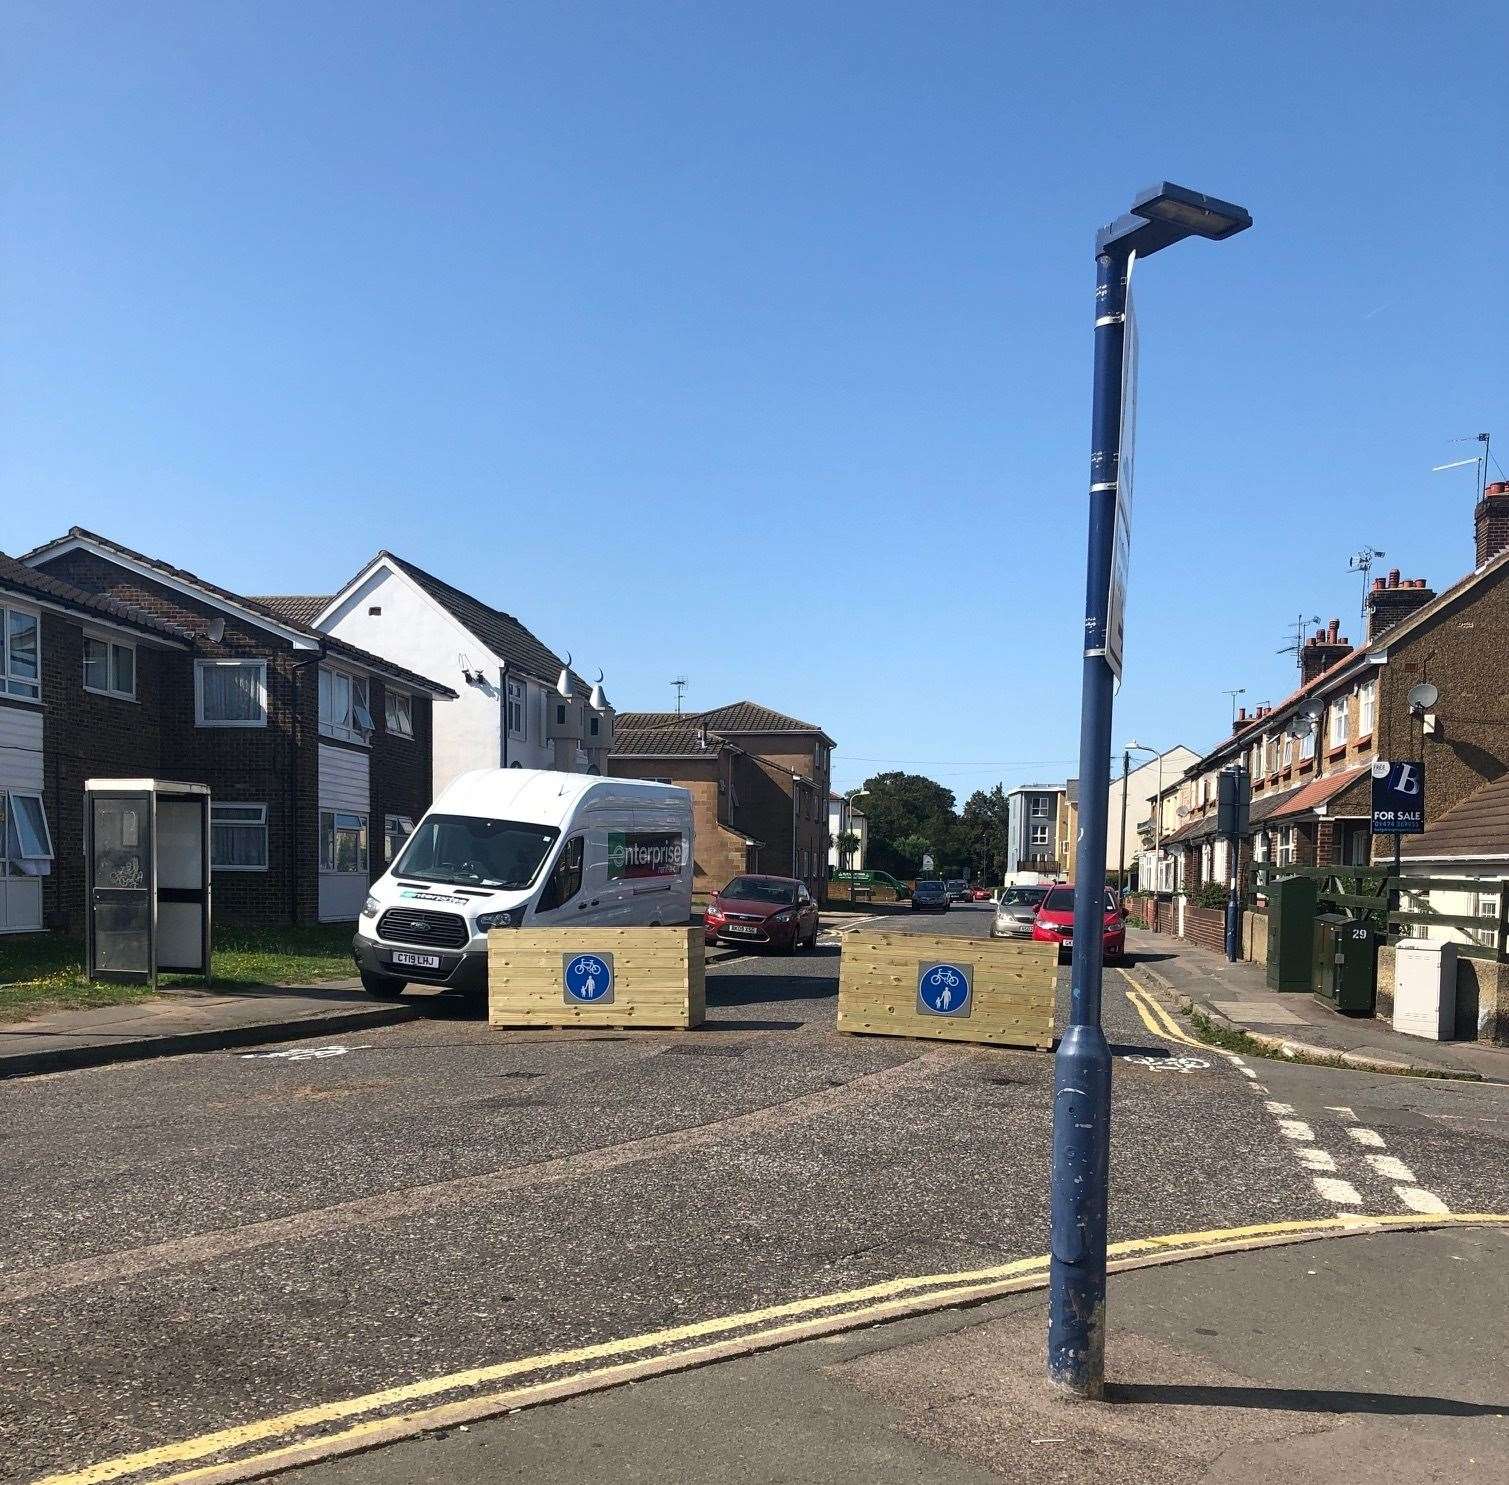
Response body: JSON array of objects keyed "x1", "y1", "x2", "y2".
[
  {"x1": 487, "y1": 927, "x2": 703, "y2": 1030},
  {"x1": 836, "y1": 933, "x2": 1056, "y2": 1051}
]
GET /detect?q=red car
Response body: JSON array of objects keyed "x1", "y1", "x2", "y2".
[
  {"x1": 705, "y1": 874, "x2": 819, "y2": 951},
  {"x1": 969, "y1": 887, "x2": 992, "y2": 902},
  {"x1": 1032, "y1": 884, "x2": 1127, "y2": 964}
]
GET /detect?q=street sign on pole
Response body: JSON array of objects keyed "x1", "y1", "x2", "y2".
[
  {"x1": 1371, "y1": 760, "x2": 1425, "y2": 833},
  {"x1": 921, "y1": 852, "x2": 934, "y2": 873},
  {"x1": 1105, "y1": 252, "x2": 1137, "y2": 681}
]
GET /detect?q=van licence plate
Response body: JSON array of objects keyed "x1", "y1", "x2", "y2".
[{"x1": 392, "y1": 951, "x2": 441, "y2": 969}]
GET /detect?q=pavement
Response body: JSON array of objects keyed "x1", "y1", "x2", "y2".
[
  {"x1": 1130, "y1": 929, "x2": 1509, "y2": 1081},
  {"x1": 278, "y1": 1223, "x2": 1509, "y2": 1485},
  {"x1": 2, "y1": 903, "x2": 1504, "y2": 1483}
]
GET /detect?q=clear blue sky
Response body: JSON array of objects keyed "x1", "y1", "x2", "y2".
[{"x1": 5, "y1": 3, "x2": 1504, "y2": 803}]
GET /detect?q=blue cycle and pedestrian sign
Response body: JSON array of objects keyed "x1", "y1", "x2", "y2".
[
  {"x1": 916, "y1": 961, "x2": 973, "y2": 1019},
  {"x1": 563, "y1": 952, "x2": 615, "y2": 1006},
  {"x1": 1371, "y1": 759, "x2": 1424, "y2": 834}
]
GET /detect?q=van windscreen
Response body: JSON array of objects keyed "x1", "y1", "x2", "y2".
[{"x1": 395, "y1": 815, "x2": 559, "y2": 889}]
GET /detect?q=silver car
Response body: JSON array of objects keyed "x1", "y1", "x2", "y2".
[{"x1": 991, "y1": 885, "x2": 1049, "y2": 939}]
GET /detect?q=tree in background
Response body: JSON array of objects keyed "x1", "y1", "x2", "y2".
[
  {"x1": 859, "y1": 771, "x2": 964, "y2": 877},
  {"x1": 835, "y1": 830, "x2": 861, "y2": 872},
  {"x1": 960, "y1": 785, "x2": 1011, "y2": 886}
]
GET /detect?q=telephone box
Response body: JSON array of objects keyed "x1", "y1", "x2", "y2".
[{"x1": 85, "y1": 779, "x2": 212, "y2": 985}]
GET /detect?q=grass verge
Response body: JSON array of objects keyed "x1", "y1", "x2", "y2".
[{"x1": 0, "y1": 925, "x2": 359, "y2": 1022}]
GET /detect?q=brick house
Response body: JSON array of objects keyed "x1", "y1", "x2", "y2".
[
  {"x1": 260, "y1": 552, "x2": 616, "y2": 795},
  {"x1": 12, "y1": 528, "x2": 454, "y2": 933},
  {"x1": 608, "y1": 702, "x2": 834, "y2": 898},
  {"x1": 1155, "y1": 480, "x2": 1509, "y2": 890}
]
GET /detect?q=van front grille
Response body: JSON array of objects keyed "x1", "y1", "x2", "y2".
[{"x1": 376, "y1": 908, "x2": 468, "y2": 948}]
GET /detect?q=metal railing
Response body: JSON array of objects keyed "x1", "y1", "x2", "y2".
[{"x1": 1245, "y1": 863, "x2": 1509, "y2": 962}]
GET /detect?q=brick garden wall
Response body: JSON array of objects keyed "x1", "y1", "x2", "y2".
[{"x1": 1182, "y1": 904, "x2": 1227, "y2": 954}]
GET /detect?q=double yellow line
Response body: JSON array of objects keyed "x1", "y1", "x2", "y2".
[
  {"x1": 37, "y1": 1214, "x2": 1509, "y2": 1485},
  {"x1": 1121, "y1": 971, "x2": 1210, "y2": 1051}
]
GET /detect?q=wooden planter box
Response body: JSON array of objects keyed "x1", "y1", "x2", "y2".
[
  {"x1": 836, "y1": 932, "x2": 1056, "y2": 1050},
  {"x1": 488, "y1": 926, "x2": 706, "y2": 1030}
]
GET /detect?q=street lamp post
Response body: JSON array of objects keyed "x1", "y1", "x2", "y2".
[
  {"x1": 1049, "y1": 183, "x2": 1251, "y2": 1400},
  {"x1": 1124, "y1": 740, "x2": 1161, "y2": 892}
]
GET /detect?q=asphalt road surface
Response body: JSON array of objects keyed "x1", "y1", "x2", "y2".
[{"x1": 3, "y1": 906, "x2": 1505, "y2": 1483}]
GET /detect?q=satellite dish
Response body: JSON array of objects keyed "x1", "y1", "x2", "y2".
[
  {"x1": 1176, "y1": 805, "x2": 1190, "y2": 818},
  {"x1": 1407, "y1": 681, "x2": 1439, "y2": 714},
  {"x1": 1297, "y1": 701, "x2": 1323, "y2": 725},
  {"x1": 208, "y1": 616, "x2": 226, "y2": 644}
]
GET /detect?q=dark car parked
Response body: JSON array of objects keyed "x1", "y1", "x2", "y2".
[
  {"x1": 911, "y1": 879, "x2": 950, "y2": 912},
  {"x1": 705, "y1": 874, "x2": 819, "y2": 951}
]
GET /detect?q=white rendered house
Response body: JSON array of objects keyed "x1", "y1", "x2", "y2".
[{"x1": 290, "y1": 552, "x2": 615, "y2": 796}]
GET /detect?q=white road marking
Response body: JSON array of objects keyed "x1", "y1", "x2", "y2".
[
  {"x1": 1278, "y1": 1119, "x2": 1315, "y2": 1142},
  {"x1": 1249, "y1": 1084, "x2": 1269, "y2": 1093},
  {"x1": 1237, "y1": 1066, "x2": 1258, "y2": 1079},
  {"x1": 1366, "y1": 1153, "x2": 1416, "y2": 1183},
  {"x1": 1325, "y1": 1106, "x2": 1356, "y2": 1120},
  {"x1": 1297, "y1": 1148, "x2": 1338, "y2": 1172},
  {"x1": 1394, "y1": 1186, "x2": 1450, "y2": 1215},
  {"x1": 1265, "y1": 1101, "x2": 1295, "y2": 1115},
  {"x1": 1346, "y1": 1128, "x2": 1386, "y2": 1149},
  {"x1": 1313, "y1": 1177, "x2": 1362, "y2": 1205}
]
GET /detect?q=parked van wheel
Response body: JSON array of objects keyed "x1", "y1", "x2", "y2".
[{"x1": 360, "y1": 971, "x2": 406, "y2": 1000}]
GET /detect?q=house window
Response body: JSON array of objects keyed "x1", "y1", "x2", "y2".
[
  {"x1": 383, "y1": 814, "x2": 415, "y2": 863},
  {"x1": 1358, "y1": 679, "x2": 1376, "y2": 738},
  {"x1": 555, "y1": 703, "x2": 567, "y2": 726},
  {"x1": 1277, "y1": 826, "x2": 1296, "y2": 866},
  {"x1": 1030, "y1": 797, "x2": 1050, "y2": 817},
  {"x1": 384, "y1": 688, "x2": 413, "y2": 738},
  {"x1": 211, "y1": 804, "x2": 267, "y2": 871},
  {"x1": 3, "y1": 791, "x2": 54, "y2": 875},
  {"x1": 1301, "y1": 726, "x2": 1316, "y2": 761},
  {"x1": 589, "y1": 714, "x2": 600, "y2": 739},
  {"x1": 83, "y1": 635, "x2": 136, "y2": 699},
  {"x1": 319, "y1": 667, "x2": 373, "y2": 744},
  {"x1": 1282, "y1": 735, "x2": 1294, "y2": 769},
  {"x1": 319, "y1": 811, "x2": 368, "y2": 873},
  {"x1": 2, "y1": 605, "x2": 40, "y2": 699},
  {"x1": 506, "y1": 678, "x2": 526, "y2": 739},
  {"x1": 1328, "y1": 697, "x2": 1349, "y2": 748},
  {"x1": 1031, "y1": 823, "x2": 1050, "y2": 846},
  {"x1": 1473, "y1": 892, "x2": 1500, "y2": 950},
  {"x1": 196, "y1": 660, "x2": 267, "y2": 726}
]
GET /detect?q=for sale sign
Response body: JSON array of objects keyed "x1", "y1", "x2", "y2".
[{"x1": 1371, "y1": 759, "x2": 1424, "y2": 834}]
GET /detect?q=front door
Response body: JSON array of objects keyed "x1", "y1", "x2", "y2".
[{"x1": 88, "y1": 791, "x2": 153, "y2": 982}]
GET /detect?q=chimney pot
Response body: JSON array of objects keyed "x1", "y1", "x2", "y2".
[
  {"x1": 1327, "y1": 618, "x2": 1340, "y2": 642},
  {"x1": 1387, "y1": 567, "x2": 1401, "y2": 586},
  {"x1": 1372, "y1": 577, "x2": 1385, "y2": 591}
]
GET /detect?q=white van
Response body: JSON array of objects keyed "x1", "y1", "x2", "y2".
[{"x1": 352, "y1": 769, "x2": 694, "y2": 1000}]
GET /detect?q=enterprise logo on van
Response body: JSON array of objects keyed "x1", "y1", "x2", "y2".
[
  {"x1": 607, "y1": 831, "x2": 685, "y2": 880},
  {"x1": 400, "y1": 889, "x2": 468, "y2": 906}
]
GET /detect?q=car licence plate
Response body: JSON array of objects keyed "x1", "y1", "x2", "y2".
[
  {"x1": 391, "y1": 951, "x2": 441, "y2": 969},
  {"x1": 722, "y1": 925, "x2": 760, "y2": 936}
]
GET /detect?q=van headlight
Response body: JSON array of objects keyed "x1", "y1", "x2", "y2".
[
  {"x1": 477, "y1": 909, "x2": 521, "y2": 930},
  {"x1": 363, "y1": 895, "x2": 380, "y2": 916}
]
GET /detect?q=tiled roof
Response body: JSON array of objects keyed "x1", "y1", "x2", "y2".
[
  {"x1": 0, "y1": 551, "x2": 193, "y2": 642},
  {"x1": 1265, "y1": 765, "x2": 1369, "y2": 821},
  {"x1": 20, "y1": 528, "x2": 455, "y2": 696},
  {"x1": 1248, "y1": 784, "x2": 1305, "y2": 826},
  {"x1": 374, "y1": 552, "x2": 592, "y2": 698},
  {"x1": 1162, "y1": 813, "x2": 1220, "y2": 846},
  {"x1": 251, "y1": 595, "x2": 331, "y2": 627},
  {"x1": 612, "y1": 723, "x2": 723, "y2": 757},
  {"x1": 617, "y1": 701, "x2": 834, "y2": 748},
  {"x1": 1402, "y1": 774, "x2": 1509, "y2": 860}
]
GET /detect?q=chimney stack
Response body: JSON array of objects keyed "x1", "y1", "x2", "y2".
[
  {"x1": 1366, "y1": 568, "x2": 1436, "y2": 641},
  {"x1": 1476, "y1": 480, "x2": 1509, "y2": 567},
  {"x1": 1300, "y1": 619, "x2": 1352, "y2": 684}
]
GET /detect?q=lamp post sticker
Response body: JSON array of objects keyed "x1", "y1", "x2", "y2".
[
  {"x1": 563, "y1": 952, "x2": 614, "y2": 1006},
  {"x1": 917, "y1": 961, "x2": 973, "y2": 1019}
]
